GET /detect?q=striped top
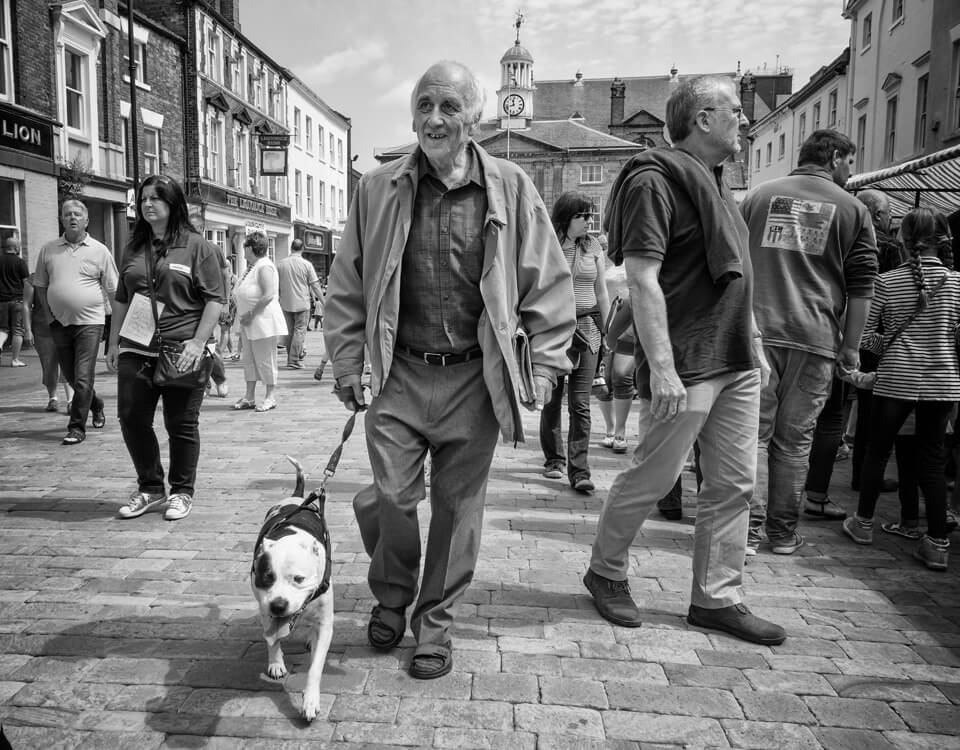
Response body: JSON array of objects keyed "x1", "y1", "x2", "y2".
[
  {"x1": 864, "y1": 257, "x2": 960, "y2": 401},
  {"x1": 562, "y1": 235, "x2": 604, "y2": 352}
]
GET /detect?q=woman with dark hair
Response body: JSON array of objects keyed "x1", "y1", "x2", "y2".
[
  {"x1": 106, "y1": 175, "x2": 225, "y2": 522},
  {"x1": 540, "y1": 192, "x2": 610, "y2": 494},
  {"x1": 841, "y1": 207, "x2": 960, "y2": 570}
]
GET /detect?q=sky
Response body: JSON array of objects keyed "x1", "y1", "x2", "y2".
[{"x1": 238, "y1": 0, "x2": 852, "y2": 173}]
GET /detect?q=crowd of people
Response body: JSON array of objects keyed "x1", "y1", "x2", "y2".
[{"x1": 4, "y1": 60, "x2": 960, "y2": 681}]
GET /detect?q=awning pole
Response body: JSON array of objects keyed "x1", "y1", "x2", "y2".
[{"x1": 915, "y1": 190, "x2": 921, "y2": 208}]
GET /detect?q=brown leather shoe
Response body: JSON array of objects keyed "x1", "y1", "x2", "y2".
[
  {"x1": 687, "y1": 603, "x2": 786, "y2": 645},
  {"x1": 583, "y1": 569, "x2": 641, "y2": 627}
]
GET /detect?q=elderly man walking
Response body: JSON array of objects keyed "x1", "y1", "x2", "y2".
[
  {"x1": 324, "y1": 60, "x2": 575, "y2": 678},
  {"x1": 742, "y1": 130, "x2": 878, "y2": 556},
  {"x1": 33, "y1": 200, "x2": 119, "y2": 445},
  {"x1": 584, "y1": 75, "x2": 786, "y2": 646},
  {"x1": 276, "y1": 238, "x2": 321, "y2": 369}
]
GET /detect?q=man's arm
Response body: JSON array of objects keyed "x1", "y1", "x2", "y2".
[
  {"x1": 839, "y1": 297, "x2": 870, "y2": 370},
  {"x1": 625, "y1": 254, "x2": 686, "y2": 422},
  {"x1": 21, "y1": 279, "x2": 34, "y2": 345}
]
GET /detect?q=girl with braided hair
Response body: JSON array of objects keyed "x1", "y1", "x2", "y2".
[{"x1": 842, "y1": 208, "x2": 960, "y2": 570}]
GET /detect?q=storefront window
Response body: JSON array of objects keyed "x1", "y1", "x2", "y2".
[{"x1": 0, "y1": 179, "x2": 19, "y2": 248}]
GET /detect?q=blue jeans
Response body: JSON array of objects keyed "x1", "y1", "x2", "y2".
[
  {"x1": 283, "y1": 309, "x2": 310, "y2": 365},
  {"x1": 117, "y1": 353, "x2": 206, "y2": 497},
  {"x1": 49, "y1": 322, "x2": 103, "y2": 434},
  {"x1": 590, "y1": 368, "x2": 760, "y2": 607},
  {"x1": 540, "y1": 346, "x2": 599, "y2": 483},
  {"x1": 751, "y1": 346, "x2": 834, "y2": 544}
]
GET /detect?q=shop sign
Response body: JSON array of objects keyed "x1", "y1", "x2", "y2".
[
  {"x1": 202, "y1": 184, "x2": 291, "y2": 222},
  {"x1": 245, "y1": 220, "x2": 265, "y2": 235},
  {"x1": 0, "y1": 102, "x2": 54, "y2": 160},
  {"x1": 305, "y1": 231, "x2": 323, "y2": 250}
]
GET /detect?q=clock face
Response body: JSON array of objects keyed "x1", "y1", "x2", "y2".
[{"x1": 503, "y1": 94, "x2": 525, "y2": 116}]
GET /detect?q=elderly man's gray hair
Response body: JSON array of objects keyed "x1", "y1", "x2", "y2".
[{"x1": 410, "y1": 61, "x2": 486, "y2": 124}]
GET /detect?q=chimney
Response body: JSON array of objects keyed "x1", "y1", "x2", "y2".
[
  {"x1": 740, "y1": 72, "x2": 757, "y2": 123},
  {"x1": 610, "y1": 77, "x2": 625, "y2": 126},
  {"x1": 572, "y1": 70, "x2": 585, "y2": 122},
  {"x1": 218, "y1": 0, "x2": 239, "y2": 26}
]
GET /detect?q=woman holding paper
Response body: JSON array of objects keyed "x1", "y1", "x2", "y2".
[{"x1": 106, "y1": 175, "x2": 225, "y2": 522}]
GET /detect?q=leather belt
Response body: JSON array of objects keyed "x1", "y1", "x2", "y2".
[{"x1": 398, "y1": 346, "x2": 482, "y2": 366}]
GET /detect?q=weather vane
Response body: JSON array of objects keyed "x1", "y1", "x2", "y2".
[{"x1": 514, "y1": 11, "x2": 525, "y2": 44}]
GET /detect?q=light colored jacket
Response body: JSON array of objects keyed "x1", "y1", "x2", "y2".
[{"x1": 324, "y1": 143, "x2": 576, "y2": 442}]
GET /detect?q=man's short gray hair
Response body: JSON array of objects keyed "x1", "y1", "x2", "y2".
[
  {"x1": 410, "y1": 61, "x2": 486, "y2": 125},
  {"x1": 665, "y1": 75, "x2": 735, "y2": 143},
  {"x1": 60, "y1": 198, "x2": 88, "y2": 217}
]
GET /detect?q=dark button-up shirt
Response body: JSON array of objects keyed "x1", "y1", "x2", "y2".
[{"x1": 396, "y1": 146, "x2": 487, "y2": 353}]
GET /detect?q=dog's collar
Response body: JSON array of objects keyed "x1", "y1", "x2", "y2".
[{"x1": 252, "y1": 489, "x2": 332, "y2": 601}]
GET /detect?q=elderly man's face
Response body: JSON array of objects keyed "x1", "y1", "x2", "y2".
[
  {"x1": 60, "y1": 202, "x2": 88, "y2": 237},
  {"x1": 412, "y1": 67, "x2": 476, "y2": 166},
  {"x1": 704, "y1": 82, "x2": 748, "y2": 158}
]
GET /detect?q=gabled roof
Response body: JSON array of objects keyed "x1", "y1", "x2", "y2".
[
  {"x1": 376, "y1": 118, "x2": 642, "y2": 161},
  {"x1": 619, "y1": 109, "x2": 664, "y2": 128}
]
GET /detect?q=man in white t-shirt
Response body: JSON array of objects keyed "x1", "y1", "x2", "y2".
[{"x1": 276, "y1": 239, "x2": 321, "y2": 369}]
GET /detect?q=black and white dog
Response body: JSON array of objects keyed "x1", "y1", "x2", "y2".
[{"x1": 250, "y1": 457, "x2": 333, "y2": 721}]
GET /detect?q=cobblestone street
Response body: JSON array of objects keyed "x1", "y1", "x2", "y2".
[{"x1": 1, "y1": 333, "x2": 959, "y2": 749}]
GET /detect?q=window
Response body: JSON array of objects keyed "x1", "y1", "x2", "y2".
[
  {"x1": 828, "y1": 90, "x2": 838, "y2": 128},
  {"x1": 143, "y1": 126, "x2": 160, "y2": 174},
  {"x1": 269, "y1": 80, "x2": 281, "y2": 120},
  {"x1": 338, "y1": 188, "x2": 344, "y2": 220},
  {"x1": 580, "y1": 165, "x2": 602, "y2": 184},
  {"x1": 798, "y1": 112, "x2": 806, "y2": 145},
  {"x1": 306, "y1": 175, "x2": 313, "y2": 218},
  {"x1": 121, "y1": 118, "x2": 130, "y2": 177},
  {"x1": 205, "y1": 229, "x2": 226, "y2": 252},
  {"x1": 754, "y1": 149, "x2": 760, "y2": 172},
  {"x1": 293, "y1": 107, "x2": 301, "y2": 147},
  {"x1": 885, "y1": 96, "x2": 898, "y2": 162},
  {"x1": 856, "y1": 115, "x2": 867, "y2": 171},
  {"x1": 891, "y1": 0, "x2": 903, "y2": 26},
  {"x1": 765, "y1": 142, "x2": 772, "y2": 165},
  {"x1": 318, "y1": 179, "x2": 325, "y2": 218},
  {"x1": 862, "y1": 13, "x2": 872, "y2": 49},
  {"x1": 0, "y1": 179, "x2": 18, "y2": 246},
  {"x1": 294, "y1": 169, "x2": 302, "y2": 214},
  {"x1": 813, "y1": 102, "x2": 821, "y2": 130},
  {"x1": 0, "y1": 0, "x2": 12, "y2": 99},
  {"x1": 330, "y1": 185, "x2": 336, "y2": 222},
  {"x1": 206, "y1": 108, "x2": 223, "y2": 182},
  {"x1": 916, "y1": 74, "x2": 929, "y2": 152},
  {"x1": 233, "y1": 124, "x2": 248, "y2": 189},
  {"x1": 122, "y1": 39, "x2": 147, "y2": 85},
  {"x1": 65, "y1": 49, "x2": 85, "y2": 131},
  {"x1": 318, "y1": 125, "x2": 325, "y2": 161},
  {"x1": 253, "y1": 64, "x2": 264, "y2": 109},
  {"x1": 585, "y1": 199, "x2": 601, "y2": 232},
  {"x1": 337, "y1": 138, "x2": 343, "y2": 169},
  {"x1": 205, "y1": 26, "x2": 220, "y2": 83},
  {"x1": 305, "y1": 116, "x2": 313, "y2": 152},
  {"x1": 778, "y1": 133, "x2": 785, "y2": 159},
  {"x1": 329, "y1": 133, "x2": 335, "y2": 164}
]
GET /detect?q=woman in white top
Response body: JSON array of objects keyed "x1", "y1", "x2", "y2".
[
  {"x1": 842, "y1": 208, "x2": 960, "y2": 570},
  {"x1": 233, "y1": 231, "x2": 287, "y2": 412}
]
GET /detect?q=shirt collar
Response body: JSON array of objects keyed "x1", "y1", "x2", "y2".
[
  {"x1": 59, "y1": 233, "x2": 89, "y2": 247},
  {"x1": 417, "y1": 143, "x2": 485, "y2": 189}
]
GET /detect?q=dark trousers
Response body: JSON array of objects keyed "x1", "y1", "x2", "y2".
[
  {"x1": 49, "y1": 322, "x2": 103, "y2": 434},
  {"x1": 210, "y1": 350, "x2": 226, "y2": 385},
  {"x1": 805, "y1": 377, "x2": 847, "y2": 495},
  {"x1": 857, "y1": 396, "x2": 952, "y2": 538},
  {"x1": 893, "y1": 434, "x2": 921, "y2": 523},
  {"x1": 540, "y1": 346, "x2": 599, "y2": 483},
  {"x1": 117, "y1": 353, "x2": 206, "y2": 497}
]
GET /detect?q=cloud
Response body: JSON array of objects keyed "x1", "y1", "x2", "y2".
[{"x1": 301, "y1": 40, "x2": 388, "y2": 82}]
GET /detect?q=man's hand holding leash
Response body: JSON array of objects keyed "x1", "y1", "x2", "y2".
[{"x1": 334, "y1": 374, "x2": 366, "y2": 412}]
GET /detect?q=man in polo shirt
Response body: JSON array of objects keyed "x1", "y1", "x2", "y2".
[
  {"x1": 0, "y1": 236, "x2": 29, "y2": 367},
  {"x1": 276, "y1": 238, "x2": 321, "y2": 369},
  {"x1": 33, "y1": 200, "x2": 119, "y2": 445}
]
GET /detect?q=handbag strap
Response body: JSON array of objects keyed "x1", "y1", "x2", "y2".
[
  {"x1": 883, "y1": 273, "x2": 948, "y2": 355},
  {"x1": 144, "y1": 246, "x2": 162, "y2": 343}
]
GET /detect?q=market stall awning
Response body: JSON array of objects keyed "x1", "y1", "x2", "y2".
[{"x1": 846, "y1": 144, "x2": 960, "y2": 218}]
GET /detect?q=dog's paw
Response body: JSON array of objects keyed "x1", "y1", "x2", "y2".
[
  {"x1": 266, "y1": 663, "x2": 288, "y2": 680},
  {"x1": 301, "y1": 689, "x2": 321, "y2": 722}
]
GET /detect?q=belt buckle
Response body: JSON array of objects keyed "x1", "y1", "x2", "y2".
[{"x1": 423, "y1": 351, "x2": 446, "y2": 366}]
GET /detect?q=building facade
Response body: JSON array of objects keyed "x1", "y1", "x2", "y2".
[{"x1": 287, "y1": 76, "x2": 349, "y2": 282}]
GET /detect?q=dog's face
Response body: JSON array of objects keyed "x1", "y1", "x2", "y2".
[{"x1": 251, "y1": 528, "x2": 326, "y2": 620}]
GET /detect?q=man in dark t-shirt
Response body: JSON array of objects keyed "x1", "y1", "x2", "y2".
[
  {"x1": 584, "y1": 75, "x2": 786, "y2": 647},
  {"x1": 0, "y1": 236, "x2": 30, "y2": 366}
]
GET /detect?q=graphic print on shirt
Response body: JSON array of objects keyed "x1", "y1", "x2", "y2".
[{"x1": 761, "y1": 196, "x2": 837, "y2": 255}]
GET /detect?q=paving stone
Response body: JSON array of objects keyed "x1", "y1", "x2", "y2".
[
  {"x1": 394, "y1": 697, "x2": 513, "y2": 729},
  {"x1": 502, "y1": 653, "x2": 563, "y2": 676},
  {"x1": 0, "y1": 725, "x2": 87, "y2": 750},
  {"x1": 883, "y1": 731, "x2": 960, "y2": 749},
  {"x1": 514, "y1": 704, "x2": 604, "y2": 739},
  {"x1": 661, "y1": 662, "x2": 749, "y2": 689},
  {"x1": 471, "y1": 673, "x2": 539, "y2": 703},
  {"x1": 720, "y1": 719, "x2": 821, "y2": 749},
  {"x1": 434, "y1": 727, "x2": 537, "y2": 749},
  {"x1": 601, "y1": 711, "x2": 727, "y2": 745},
  {"x1": 812, "y1": 726, "x2": 898, "y2": 749},
  {"x1": 743, "y1": 668, "x2": 837, "y2": 695},
  {"x1": 827, "y1": 675, "x2": 950, "y2": 703},
  {"x1": 332, "y1": 721, "x2": 433, "y2": 746},
  {"x1": 891, "y1": 701, "x2": 960, "y2": 734},
  {"x1": 327, "y1": 694, "x2": 400, "y2": 723},
  {"x1": 539, "y1": 676, "x2": 608, "y2": 708},
  {"x1": 365, "y1": 669, "x2": 471, "y2": 699},
  {"x1": 605, "y1": 683, "x2": 742, "y2": 718},
  {"x1": 804, "y1": 695, "x2": 908, "y2": 730},
  {"x1": 560, "y1": 657, "x2": 667, "y2": 683},
  {"x1": 696, "y1": 649, "x2": 770, "y2": 670},
  {"x1": 74, "y1": 730, "x2": 165, "y2": 750},
  {"x1": 734, "y1": 689, "x2": 816, "y2": 723}
]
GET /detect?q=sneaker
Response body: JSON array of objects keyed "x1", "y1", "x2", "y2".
[
  {"x1": 313, "y1": 363, "x2": 326, "y2": 381},
  {"x1": 45, "y1": 398, "x2": 58, "y2": 412},
  {"x1": 118, "y1": 491, "x2": 167, "y2": 519},
  {"x1": 881, "y1": 521, "x2": 922, "y2": 540},
  {"x1": 770, "y1": 532, "x2": 805, "y2": 555},
  {"x1": 611, "y1": 436, "x2": 628, "y2": 454},
  {"x1": 914, "y1": 535, "x2": 949, "y2": 571},
  {"x1": 287, "y1": 362, "x2": 303, "y2": 370},
  {"x1": 583, "y1": 569, "x2": 642, "y2": 627},
  {"x1": 600, "y1": 433, "x2": 615, "y2": 449},
  {"x1": 657, "y1": 478, "x2": 683, "y2": 521},
  {"x1": 62, "y1": 430, "x2": 85, "y2": 445},
  {"x1": 803, "y1": 495, "x2": 847, "y2": 519},
  {"x1": 573, "y1": 476, "x2": 595, "y2": 494},
  {"x1": 92, "y1": 407, "x2": 106, "y2": 429},
  {"x1": 10, "y1": 359, "x2": 27, "y2": 367},
  {"x1": 687, "y1": 603, "x2": 786, "y2": 646},
  {"x1": 842, "y1": 516, "x2": 873, "y2": 545},
  {"x1": 543, "y1": 463, "x2": 564, "y2": 480},
  {"x1": 164, "y1": 493, "x2": 193, "y2": 521}
]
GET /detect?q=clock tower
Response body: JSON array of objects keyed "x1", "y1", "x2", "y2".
[{"x1": 497, "y1": 15, "x2": 534, "y2": 130}]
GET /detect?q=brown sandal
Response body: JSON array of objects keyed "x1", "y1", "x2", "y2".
[
  {"x1": 367, "y1": 605, "x2": 405, "y2": 650},
  {"x1": 409, "y1": 641, "x2": 453, "y2": 680}
]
